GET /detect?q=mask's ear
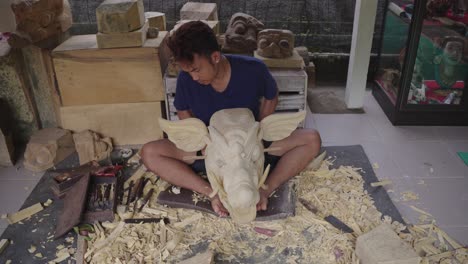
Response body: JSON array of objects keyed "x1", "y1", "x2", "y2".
[
  {"x1": 158, "y1": 118, "x2": 209, "y2": 152},
  {"x1": 260, "y1": 111, "x2": 306, "y2": 141}
]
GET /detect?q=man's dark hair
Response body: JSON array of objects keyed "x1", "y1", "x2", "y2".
[{"x1": 167, "y1": 21, "x2": 220, "y2": 63}]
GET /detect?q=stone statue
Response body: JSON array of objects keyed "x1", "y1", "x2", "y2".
[
  {"x1": 8, "y1": 0, "x2": 72, "y2": 48},
  {"x1": 159, "y1": 108, "x2": 305, "y2": 224},
  {"x1": 223, "y1": 13, "x2": 264, "y2": 54},
  {"x1": 257, "y1": 29, "x2": 295, "y2": 58}
]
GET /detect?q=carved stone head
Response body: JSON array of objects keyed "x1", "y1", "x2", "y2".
[
  {"x1": 224, "y1": 13, "x2": 264, "y2": 54},
  {"x1": 257, "y1": 29, "x2": 295, "y2": 58}
]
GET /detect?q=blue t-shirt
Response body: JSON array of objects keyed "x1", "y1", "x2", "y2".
[{"x1": 173, "y1": 54, "x2": 277, "y2": 125}]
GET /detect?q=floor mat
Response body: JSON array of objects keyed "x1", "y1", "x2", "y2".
[{"x1": 0, "y1": 145, "x2": 404, "y2": 263}]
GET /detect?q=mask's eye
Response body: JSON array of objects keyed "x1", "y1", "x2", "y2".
[
  {"x1": 279, "y1": 39, "x2": 290, "y2": 49},
  {"x1": 235, "y1": 24, "x2": 246, "y2": 35},
  {"x1": 258, "y1": 38, "x2": 269, "y2": 49}
]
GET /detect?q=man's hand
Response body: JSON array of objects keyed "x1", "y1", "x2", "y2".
[{"x1": 256, "y1": 188, "x2": 270, "y2": 211}]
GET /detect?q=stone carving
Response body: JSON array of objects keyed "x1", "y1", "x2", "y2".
[
  {"x1": 73, "y1": 130, "x2": 113, "y2": 165},
  {"x1": 8, "y1": 0, "x2": 72, "y2": 48},
  {"x1": 223, "y1": 13, "x2": 264, "y2": 54},
  {"x1": 159, "y1": 108, "x2": 305, "y2": 223},
  {"x1": 23, "y1": 128, "x2": 75, "y2": 172},
  {"x1": 257, "y1": 29, "x2": 295, "y2": 59}
]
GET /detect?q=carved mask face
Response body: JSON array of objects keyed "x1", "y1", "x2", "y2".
[
  {"x1": 257, "y1": 29, "x2": 294, "y2": 58},
  {"x1": 225, "y1": 13, "x2": 264, "y2": 53}
]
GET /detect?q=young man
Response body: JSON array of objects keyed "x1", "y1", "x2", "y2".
[{"x1": 141, "y1": 21, "x2": 321, "y2": 217}]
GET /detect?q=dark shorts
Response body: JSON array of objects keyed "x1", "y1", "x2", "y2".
[{"x1": 190, "y1": 140, "x2": 281, "y2": 174}]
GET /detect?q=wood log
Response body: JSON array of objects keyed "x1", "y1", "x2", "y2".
[
  {"x1": 180, "y1": 2, "x2": 218, "y2": 21},
  {"x1": 145, "y1": 12, "x2": 166, "y2": 31},
  {"x1": 96, "y1": 21, "x2": 148, "y2": 49},
  {"x1": 52, "y1": 32, "x2": 169, "y2": 106},
  {"x1": 96, "y1": 0, "x2": 145, "y2": 34},
  {"x1": 60, "y1": 102, "x2": 163, "y2": 145}
]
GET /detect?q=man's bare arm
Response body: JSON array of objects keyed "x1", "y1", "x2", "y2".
[
  {"x1": 177, "y1": 110, "x2": 193, "y2": 120},
  {"x1": 259, "y1": 93, "x2": 278, "y2": 120}
]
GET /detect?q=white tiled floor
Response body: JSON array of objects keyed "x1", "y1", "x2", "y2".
[
  {"x1": 1, "y1": 90, "x2": 467, "y2": 246},
  {"x1": 306, "y1": 90, "x2": 468, "y2": 245}
]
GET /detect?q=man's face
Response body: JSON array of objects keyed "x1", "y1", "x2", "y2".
[{"x1": 178, "y1": 53, "x2": 218, "y2": 85}]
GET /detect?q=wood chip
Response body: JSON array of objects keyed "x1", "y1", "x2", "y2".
[
  {"x1": 28, "y1": 245, "x2": 37, "y2": 253},
  {"x1": 7, "y1": 203, "x2": 44, "y2": 224},
  {"x1": 0, "y1": 239, "x2": 9, "y2": 254},
  {"x1": 370, "y1": 180, "x2": 392, "y2": 187}
]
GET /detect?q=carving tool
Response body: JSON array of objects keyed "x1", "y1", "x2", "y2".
[
  {"x1": 124, "y1": 217, "x2": 170, "y2": 224},
  {"x1": 137, "y1": 188, "x2": 154, "y2": 213},
  {"x1": 299, "y1": 198, "x2": 354, "y2": 233}
]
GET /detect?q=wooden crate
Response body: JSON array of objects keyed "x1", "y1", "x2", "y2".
[
  {"x1": 163, "y1": 68, "x2": 307, "y2": 127},
  {"x1": 60, "y1": 102, "x2": 163, "y2": 145},
  {"x1": 52, "y1": 32, "x2": 169, "y2": 106}
]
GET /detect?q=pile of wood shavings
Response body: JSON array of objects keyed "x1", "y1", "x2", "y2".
[{"x1": 83, "y1": 159, "x2": 465, "y2": 263}]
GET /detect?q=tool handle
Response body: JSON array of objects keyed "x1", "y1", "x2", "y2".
[{"x1": 324, "y1": 215, "x2": 354, "y2": 233}]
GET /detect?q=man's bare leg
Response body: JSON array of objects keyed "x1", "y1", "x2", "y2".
[
  {"x1": 141, "y1": 139, "x2": 228, "y2": 216},
  {"x1": 257, "y1": 129, "x2": 321, "y2": 211}
]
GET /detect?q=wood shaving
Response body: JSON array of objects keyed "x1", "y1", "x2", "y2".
[
  {"x1": 401, "y1": 191, "x2": 419, "y2": 201},
  {"x1": 370, "y1": 179, "x2": 392, "y2": 187},
  {"x1": 81, "y1": 158, "x2": 465, "y2": 263},
  {"x1": 44, "y1": 199, "x2": 53, "y2": 207},
  {"x1": 28, "y1": 245, "x2": 37, "y2": 253}
]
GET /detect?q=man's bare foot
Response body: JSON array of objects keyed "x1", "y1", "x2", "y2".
[
  {"x1": 256, "y1": 189, "x2": 269, "y2": 211},
  {"x1": 211, "y1": 194, "x2": 229, "y2": 217}
]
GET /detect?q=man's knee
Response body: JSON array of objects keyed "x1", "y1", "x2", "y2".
[
  {"x1": 141, "y1": 140, "x2": 167, "y2": 164},
  {"x1": 304, "y1": 129, "x2": 322, "y2": 148}
]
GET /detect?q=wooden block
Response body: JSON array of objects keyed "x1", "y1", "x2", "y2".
[
  {"x1": 7, "y1": 203, "x2": 44, "y2": 224},
  {"x1": 60, "y1": 102, "x2": 163, "y2": 145},
  {"x1": 97, "y1": 20, "x2": 148, "y2": 49},
  {"x1": 23, "y1": 128, "x2": 75, "y2": 172},
  {"x1": 52, "y1": 32, "x2": 169, "y2": 106},
  {"x1": 145, "y1": 12, "x2": 166, "y2": 31},
  {"x1": 356, "y1": 224, "x2": 421, "y2": 264},
  {"x1": 180, "y1": 2, "x2": 218, "y2": 20},
  {"x1": 254, "y1": 50, "x2": 304, "y2": 69},
  {"x1": 173, "y1": 20, "x2": 219, "y2": 35},
  {"x1": 178, "y1": 250, "x2": 214, "y2": 264},
  {"x1": 96, "y1": 0, "x2": 145, "y2": 34}
]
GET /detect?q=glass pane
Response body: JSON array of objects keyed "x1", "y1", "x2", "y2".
[
  {"x1": 407, "y1": 1, "x2": 467, "y2": 105},
  {"x1": 375, "y1": 3, "x2": 412, "y2": 105}
]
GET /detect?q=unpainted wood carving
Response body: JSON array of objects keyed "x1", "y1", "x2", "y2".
[
  {"x1": 73, "y1": 130, "x2": 113, "y2": 165},
  {"x1": 23, "y1": 127, "x2": 75, "y2": 172},
  {"x1": 159, "y1": 108, "x2": 305, "y2": 223}
]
